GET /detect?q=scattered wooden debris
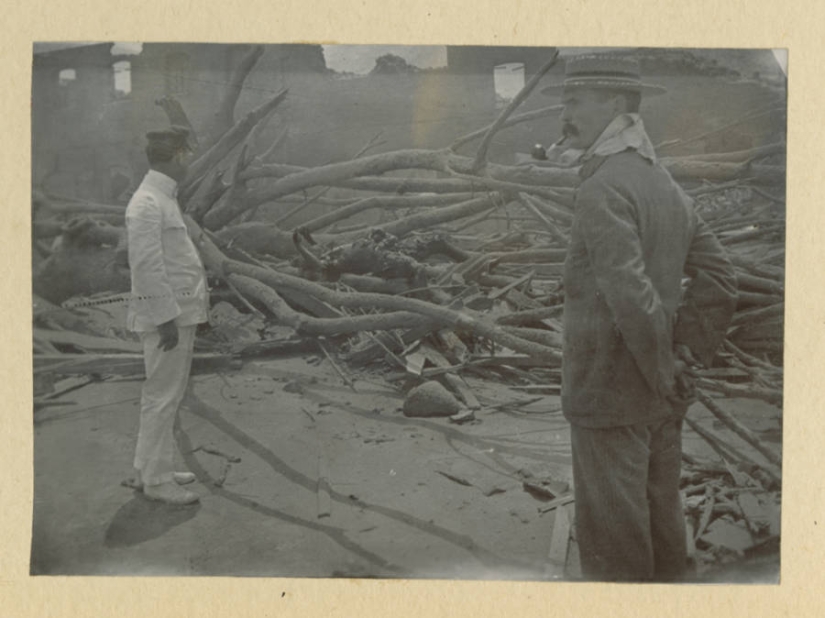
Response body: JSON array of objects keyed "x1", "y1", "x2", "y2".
[
  {"x1": 680, "y1": 453, "x2": 781, "y2": 575},
  {"x1": 523, "y1": 478, "x2": 571, "y2": 502},
  {"x1": 32, "y1": 45, "x2": 784, "y2": 415},
  {"x1": 315, "y1": 417, "x2": 332, "y2": 519},
  {"x1": 546, "y1": 504, "x2": 572, "y2": 570}
]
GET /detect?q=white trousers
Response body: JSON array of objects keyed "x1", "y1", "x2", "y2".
[{"x1": 133, "y1": 324, "x2": 196, "y2": 486}]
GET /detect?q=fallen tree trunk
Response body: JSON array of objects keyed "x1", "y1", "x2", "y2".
[
  {"x1": 298, "y1": 192, "x2": 478, "y2": 234},
  {"x1": 183, "y1": 88, "x2": 288, "y2": 200},
  {"x1": 242, "y1": 162, "x2": 541, "y2": 196},
  {"x1": 228, "y1": 274, "x2": 434, "y2": 336},
  {"x1": 234, "y1": 151, "x2": 782, "y2": 225},
  {"x1": 188, "y1": 216, "x2": 562, "y2": 361}
]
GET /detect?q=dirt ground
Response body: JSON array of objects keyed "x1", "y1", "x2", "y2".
[{"x1": 31, "y1": 354, "x2": 781, "y2": 582}]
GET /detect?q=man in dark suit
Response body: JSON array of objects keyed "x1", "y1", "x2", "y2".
[{"x1": 542, "y1": 55, "x2": 738, "y2": 581}]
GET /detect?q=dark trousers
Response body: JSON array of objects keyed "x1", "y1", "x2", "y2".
[{"x1": 570, "y1": 418, "x2": 687, "y2": 582}]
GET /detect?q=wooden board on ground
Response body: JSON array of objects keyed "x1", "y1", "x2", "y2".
[
  {"x1": 563, "y1": 502, "x2": 581, "y2": 579},
  {"x1": 546, "y1": 502, "x2": 571, "y2": 569},
  {"x1": 315, "y1": 413, "x2": 332, "y2": 519}
]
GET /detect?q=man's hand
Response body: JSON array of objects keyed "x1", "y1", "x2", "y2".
[
  {"x1": 671, "y1": 344, "x2": 700, "y2": 405},
  {"x1": 157, "y1": 319, "x2": 179, "y2": 351}
]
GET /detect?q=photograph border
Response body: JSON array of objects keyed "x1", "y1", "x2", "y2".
[{"x1": 4, "y1": 0, "x2": 823, "y2": 616}]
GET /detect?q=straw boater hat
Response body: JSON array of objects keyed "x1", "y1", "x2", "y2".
[{"x1": 541, "y1": 54, "x2": 667, "y2": 97}]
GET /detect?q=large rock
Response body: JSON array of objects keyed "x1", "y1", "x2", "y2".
[{"x1": 403, "y1": 381, "x2": 461, "y2": 418}]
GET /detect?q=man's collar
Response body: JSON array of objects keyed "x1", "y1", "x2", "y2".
[
  {"x1": 144, "y1": 169, "x2": 179, "y2": 198},
  {"x1": 580, "y1": 113, "x2": 657, "y2": 164}
]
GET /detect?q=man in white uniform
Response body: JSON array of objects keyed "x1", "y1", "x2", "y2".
[{"x1": 126, "y1": 126, "x2": 209, "y2": 505}]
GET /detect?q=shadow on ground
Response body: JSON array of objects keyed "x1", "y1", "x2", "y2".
[{"x1": 103, "y1": 492, "x2": 201, "y2": 548}]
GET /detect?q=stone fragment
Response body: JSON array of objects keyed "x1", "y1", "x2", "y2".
[{"x1": 403, "y1": 381, "x2": 460, "y2": 418}]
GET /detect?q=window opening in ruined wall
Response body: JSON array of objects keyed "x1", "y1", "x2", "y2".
[
  {"x1": 493, "y1": 63, "x2": 525, "y2": 109},
  {"x1": 58, "y1": 68, "x2": 76, "y2": 86},
  {"x1": 56, "y1": 68, "x2": 77, "y2": 108},
  {"x1": 113, "y1": 61, "x2": 132, "y2": 96}
]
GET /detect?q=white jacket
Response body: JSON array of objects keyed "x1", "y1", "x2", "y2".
[{"x1": 125, "y1": 170, "x2": 209, "y2": 332}]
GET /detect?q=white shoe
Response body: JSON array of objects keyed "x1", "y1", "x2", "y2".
[
  {"x1": 124, "y1": 471, "x2": 197, "y2": 491},
  {"x1": 143, "y1": 481, "x2": 199, "y2": 505},
  {"x1": 171, "y1": 472, "x2": 196, "y2": 485}
]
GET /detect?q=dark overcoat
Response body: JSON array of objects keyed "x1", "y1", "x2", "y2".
[{"x1": 562, "y1": 151, "x2": 738, "y2": 428}]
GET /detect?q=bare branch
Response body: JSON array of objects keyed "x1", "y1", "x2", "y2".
[{"x1": 470, "y1": 50, "x2": 560, "y2": 172}]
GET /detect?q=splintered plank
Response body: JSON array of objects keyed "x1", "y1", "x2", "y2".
[
  {"x1": 546, "y1": 503, "x2": 571, "y2": 569},
  {"x1": 564, "y1": 503, "x2": 582, "y2": 579},
  {"x1": 315, "y1": 414, "x2": 332, "y2": 519}
]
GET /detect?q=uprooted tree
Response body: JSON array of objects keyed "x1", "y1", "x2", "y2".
[{"x1": 33, "y1": 46, "x2": 785, "y2": 425}]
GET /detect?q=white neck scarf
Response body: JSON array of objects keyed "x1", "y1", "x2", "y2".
[{"x1": 581, "y1": 113, "x2": 657, "y2": 163}]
